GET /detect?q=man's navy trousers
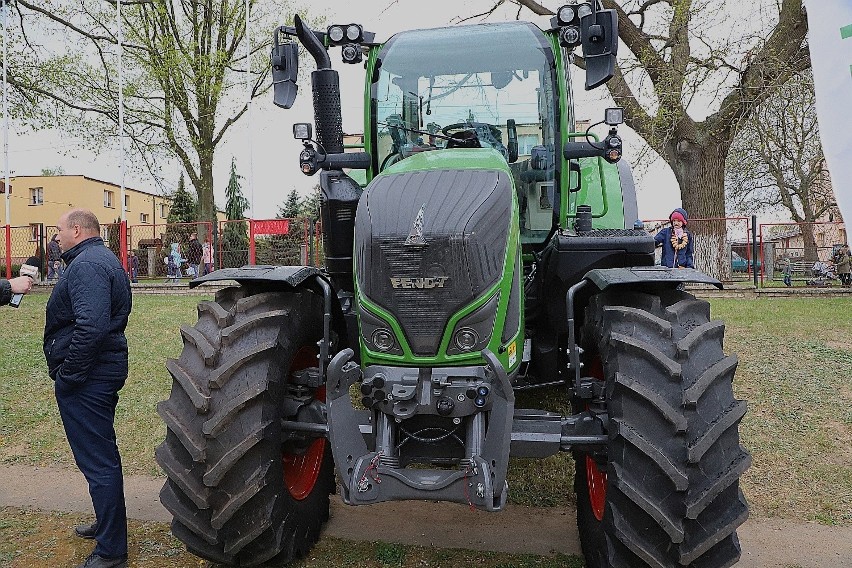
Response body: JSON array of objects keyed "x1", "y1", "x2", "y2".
[{"x1": 55, "y1": 377, "x2": 127, "y2": 558}]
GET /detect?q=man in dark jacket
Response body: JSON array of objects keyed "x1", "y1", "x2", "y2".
[
  {"x1": 44, "y1": 209, "x2": 131, "y2": 568},
  {"x1": 47, "y1": 233, "x2": 63, "y2": 281},
  {"x1": 185, "y1": 231, "x2": 203, "y2": 278}
]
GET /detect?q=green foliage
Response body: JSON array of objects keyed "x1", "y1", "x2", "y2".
[
  {"x1": 300, "y1": 184, "x2": 322, "y2": 221},
  {"x1": 167, "y1": 174, "x2": 198, "y2": 225},
  {"x1": 278, "y1": 188, "x2": 301, "y2": 219},
  {"x1": 162, "y1": 173, "x2": 198, "y2": 252},
  {"x1": 105, "y1": 218, "x2": 122, "y2": 259},
  {"x1": 222, "y1": 158, "x2": 249, "y2": 267},
  {"x1": 374, "y1": 542, "x2": 406, "y2": 565},
  {"x1": 225, "y1": 158, "x2": 249, "y2": 221},
  {"x1": 39, "y1": 166, "x2": 64, "y2": 176}
]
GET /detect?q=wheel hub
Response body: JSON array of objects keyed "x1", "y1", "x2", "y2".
[{"x1": 283, "y1": 347, "x2": 326, "y2": 501}]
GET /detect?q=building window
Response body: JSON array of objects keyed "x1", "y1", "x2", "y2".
[
  {"x1": 104, "y1": 190, "x2": 114, "y2": 208},
  {"x1": 160, "y1": 203, "x2": 168, "y2": 218},
  {"x1": 124, "y1": 194, "x2": 130, "y2": 211},
  {"x1": 140, "y1": 213, "x2": 149, "y2": 224},
  {"x1": 517, "y1": 134, "x2": 540, "y2": 156},
  {"x1": 29, "y1": 187, "x2": 43, "y2": 206},
  {"x1": 29, "y1": 223, "x2": 40, "y2": 242}
]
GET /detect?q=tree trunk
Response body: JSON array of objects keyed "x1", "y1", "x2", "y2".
[
  {"x1": 197, "y1": 149, "x2": 218, "y2": 264},
  {"x1": 663, "y1": 132, "x2": 731, "y2": 280},
  {"x1": 801, "y1": 227, "x2": 819, "y2": 262}
]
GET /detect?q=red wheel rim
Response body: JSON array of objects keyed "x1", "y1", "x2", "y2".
[
  {"x1": 585, "y1": 354, "x2": 607, "y2": 522},
  {"x1": 282, "y1": 347, "x2": 326, "y2": 501},
  {"x1": 586, "y1": 455, "x2": 607, "y2": 521}
]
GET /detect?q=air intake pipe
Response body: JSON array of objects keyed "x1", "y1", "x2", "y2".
[
  {"x1": 295, "y1": 15, "x2": 344, "y2": 155},
  {"x1": 294, "y1": 14, "x2": 359, "y2": 291}
]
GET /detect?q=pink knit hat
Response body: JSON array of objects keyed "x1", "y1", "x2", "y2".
[{"x1": 670, "y1": 208, "x2": 687, "y2": 225}]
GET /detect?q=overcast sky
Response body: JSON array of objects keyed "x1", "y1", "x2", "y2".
[{"x1": 4, "y1": 0, "x2": 772, "y2": 223}]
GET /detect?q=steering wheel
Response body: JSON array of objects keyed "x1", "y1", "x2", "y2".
[
  {"x1": 442, "y1": 121, "x2": 503, "y2": 141},
  {"x1": 442, "y1": 121, "x2": 508, "y2": 159}
]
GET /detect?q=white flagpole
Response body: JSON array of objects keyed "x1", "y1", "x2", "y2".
[
  {"x1": 118, "y1": 0, "x2": 126, "y2": 223},
  {"x1": 3, "y1": 0, "x2": 9, "y2": 227},
  {"x1": 245, "y1": 0, "x2": 254, "y2": 219}
]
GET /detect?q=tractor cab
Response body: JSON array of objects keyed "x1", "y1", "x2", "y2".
[{"x1": 369, "y1": 22, "x2": 559, "y2": 244}]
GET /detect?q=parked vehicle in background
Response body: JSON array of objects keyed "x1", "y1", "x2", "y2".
[{"x1": 732, "y1": 251, "x2": 761, "y2": 272}]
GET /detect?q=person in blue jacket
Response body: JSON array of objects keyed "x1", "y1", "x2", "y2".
[
  {"x1": 654, "y1": 207, "x2": 694, "y2": 268},
  {"x1": 44, "y1": 209, "x2": 131, "y2": 568}
]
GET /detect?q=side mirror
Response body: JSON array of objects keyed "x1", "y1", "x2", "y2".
[
  {"x1": 581, "y1": 9, "x2": 618, "y2": 90},
  {"x1": 271, "y1": 32, "x2": 299, "y2": 109},
  {"x1": 506, "y1": 119, "x2": 518, "y2": 164}
]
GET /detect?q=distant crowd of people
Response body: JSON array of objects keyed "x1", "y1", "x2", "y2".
[
  {"x1": 36, "y1": 230, "x2": 215, "y2": 285},
  {"x1": 164, "y1": 232, "x2": 212, "y2": 282}
]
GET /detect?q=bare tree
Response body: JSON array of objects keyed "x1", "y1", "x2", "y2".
[
  {"x1": 14, "y1": 0, "x2": 299, "y2": 227},
  {"x1": 726, "y1": 70, "x2": 835, "y2": 261},
  {"x1": 466, "y1": 0, "x2": 809, "y2": 276}
]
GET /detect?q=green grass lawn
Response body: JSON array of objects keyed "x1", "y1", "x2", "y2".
[{"x1": 0, "y1": 291, "x2": 850, "y2": 525}]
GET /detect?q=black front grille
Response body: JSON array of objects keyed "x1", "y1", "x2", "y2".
[{"x1": 356, "y1": 168, "x2": 513, "y2": 356}]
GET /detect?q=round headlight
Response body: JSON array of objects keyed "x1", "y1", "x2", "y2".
[
  {"x1": 560, "y1": 25, "x2": 581, "y2": 46},
  {"x1": 577, "y1": 3, "x2": 593, "y2": 19},
  {"x1": 328, "y1": 25, "x2": 344, "y2": 43},
  {"x1": 454, "y1": 328, "x2": 479, "y2": 351},
  {"x1": 558, "y1": 5, "x2": 575, "y2": 24},
  {"x1": 371, "y1": 329, "x2": 395, "y2": 352},
  {"x1": 342, "y1": 44, "x2": 359, "y2": 62},
  {"x1": 346, "y1": 24, "x2": 362, "y2": 42}
]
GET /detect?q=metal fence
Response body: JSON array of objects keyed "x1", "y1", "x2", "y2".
[
  {"x1": 4, "y1": 217, "x2": 845, "y2": 287},
  {"x1": 2, "y1": 218, "x2": 318, "y2": 281},
  {"x1": 759, "y1": 221, "x2": 848, "y2": 286},
  {"x1": 128, "y1": 222, "x2": 214, "y2": 278},
  {"x1": 1, "y1": 224, "x2": 46, "y2": 279}
]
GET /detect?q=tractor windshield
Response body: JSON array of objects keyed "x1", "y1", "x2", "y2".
[{"x1": 371, "y1": 22, "x2": 559, "y2": 241}]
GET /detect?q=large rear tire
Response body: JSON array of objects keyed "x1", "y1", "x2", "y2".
[
  {"x1": 575, "y1": 289, "x2": 751, "y2": 568},
  {"x1": 156, "y1": 286, "x2": 334, "y2": 566}
]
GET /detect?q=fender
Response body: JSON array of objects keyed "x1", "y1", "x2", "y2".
[
  {"x1": 189, "y1": 265, "x2": 326, "y2": 290},
  {"x1": 565, "y1": 266, "x2": 721, "y2": 393},
  {"x1": 190, "y1": 265, "x2": 351, "y2": 361},
  {"x1": 583, "y1": 266, "x2": 723, "y2": 290}
]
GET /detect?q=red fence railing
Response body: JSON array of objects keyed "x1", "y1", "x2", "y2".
[{"x1": 6, "y1": 216, "x2": 842, "y2": 287}]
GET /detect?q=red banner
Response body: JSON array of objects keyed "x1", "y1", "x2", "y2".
[{"x1": 252, "y1": 219, "x2": 290, "y2": 235}]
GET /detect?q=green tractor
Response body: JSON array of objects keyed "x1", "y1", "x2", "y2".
[{"x1": 156, "y1": 3, "x2": 751, "y2": 567}]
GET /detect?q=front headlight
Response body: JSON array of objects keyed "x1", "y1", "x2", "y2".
[
  {"x1": 446, "y1": 293, "x2": 499, "y2": 356},
  {"x1": 453, "y1": 328, "x2": 479, "y2": 352},
  {"x1": 371, "y1": 329, "x2": 396, "y2": 352},
  {"x1": 360, "y1": 305, "x2": 404, "y2": 356}
]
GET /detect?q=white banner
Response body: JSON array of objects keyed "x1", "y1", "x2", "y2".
[{"x1": 807, "y1": 2, "x2": 852, "y2": 228}]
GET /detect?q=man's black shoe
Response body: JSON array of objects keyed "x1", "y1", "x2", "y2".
[
  {"x1": 74, "y1": 522, "x2": 98, "y2": 539},
  {"x1": 75, "y1": 552, "x2": 127, "y2": 568}
]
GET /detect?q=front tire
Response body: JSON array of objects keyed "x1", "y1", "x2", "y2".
[
  {"x1": 576, "y1": 289, "x2": 751, "y2": 568},
  {"x1": 156, "y1": 286, "x2": 334, "y2": 566}
]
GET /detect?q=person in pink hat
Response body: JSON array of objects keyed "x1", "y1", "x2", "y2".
[{"x1": 654, "y1": 207, "x2": 694, "y2": 268}]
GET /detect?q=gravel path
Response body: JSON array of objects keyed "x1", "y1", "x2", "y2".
[{"x1": 2, "y1": 464, "x2": 850, "y2": 567}]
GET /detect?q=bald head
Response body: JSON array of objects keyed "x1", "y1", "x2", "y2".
[{"x1": 56, "y1": 209, "x2": 100, "y2": 252}]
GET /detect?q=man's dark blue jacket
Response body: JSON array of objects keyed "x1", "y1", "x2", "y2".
[{"x1": 43, "y1": 237, "x2": 132, "y2": 389}]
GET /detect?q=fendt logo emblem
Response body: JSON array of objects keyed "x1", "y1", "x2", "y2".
[
  {"x1": 390, "y1": 277, "x2": 449, "y2": 289},
  {"x1": 405, "y1": 204, "x2": 427, "y2": 246}
]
